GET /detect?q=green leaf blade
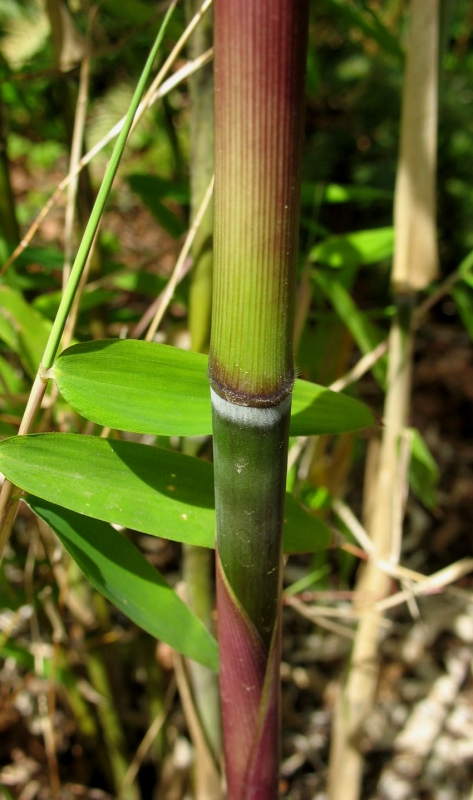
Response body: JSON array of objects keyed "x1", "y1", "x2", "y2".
[
  {"x1": 310, "y1": 227, "x2": 394, "y2": 270},
  {"x1": 291, "y1": 380, "x2": 374, "y2": 435},
  {"x1": 53, "y1": 340, "x2": 212, "y2": 436},
  {"x1": 53, "y1": 339, "x2": 374, "y2": 438},
  {"x1": 28, "y1": 496, "x2": 219, "y2": 672},
  {"x1": 0, "y1": 433, "x2": 216, "y2": 547},
  {"x1": 0, "y1": 433, "x2": 332, "y2": 555}
]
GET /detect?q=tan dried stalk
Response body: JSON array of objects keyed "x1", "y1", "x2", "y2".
[{"x1": 328, "y1": 2, "x2": 440, "y2": 798}]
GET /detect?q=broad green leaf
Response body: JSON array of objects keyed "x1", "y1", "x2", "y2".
[
  {"x1": 0, "y1": 286, "x2": 52, "y2": 376},
  {"x1": 407, "y1": 428, "x2": 439, "y2": 510},
  {"x1": 290, "y1": 381, "x2": 374, "y2": 435},
  {"x1": 283, "y1": 494, "x2": 332, "y2": 553},
  {"x1": 310, "y1": 227, "x2": 394, "y2": 270},
  {"x1": 313, "y1": 270, "x2": 387, "y2": 386},
  {"x1": 27, "y1": 496, "x2": 219, "y2": 671},
  {"x1": 3, "y1": 434, "x2": 215, "y2": 546},
  {"x1": 0, "y1": 433, "x2": 331, "y2": 555},
  {"x1": 54, "y1": 340, "x2": 212, "y2": 437},
  {"x1": 53, "y1": 340, "x2": 374, "y2": 436}
]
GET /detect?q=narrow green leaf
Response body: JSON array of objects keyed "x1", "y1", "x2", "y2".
[
  {"x1": 27, "y1": 495, "x2": 219, "y2": 672},
  {"x1": 407, "y1": 428, "x2": 439, "y2": 510},
  {"x1": 310, "y1": 227, "x2": 394, "y2": 270},
  {"x1": 452, "y1": 281, "x2": 473, "y2": 341},
  {"x1": 0, "y1": 286, "x2": 52, "y2": 376},
  {"x1": 0, "y1": 433, "x2": 331, "y2": 554},
  {"x1": 314, "y1": 270, "x2": 387, "y2": 386},
  {"x1": 127, "y1": 174, "x2": 187, "y2": 238},
  {"x1": 41, "y1": 2, "x2": 177, "y2": 370},
  {"x1": 53, "y1": 339, "x2": 374, "y2": 436},
  {"x1": 300, "y1": 182, "x2": 392, "y2": 206},
  {"x1": 322, "y1": 0, "x2": 404, "y2": 61}
]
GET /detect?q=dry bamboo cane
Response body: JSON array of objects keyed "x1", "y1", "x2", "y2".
[
  {"x1": 328, "y1": 2, "x2": 439, "y2": 798},
  {"x1": 210, "y1": 2, "x2": 308, "y2": 797}
]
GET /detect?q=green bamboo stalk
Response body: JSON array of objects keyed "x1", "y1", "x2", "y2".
[{"x1": 210, "y1": 2, "x2": 308, "y2": 796}]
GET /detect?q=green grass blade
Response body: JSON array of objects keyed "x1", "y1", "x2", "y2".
[
  {"x1": 41, "y1": 1, "x2": 177, "y2": 370},
  {"x1": 27, "y1": 495, "x2": 219, "y2": 672},
  {"x1": 0, "y1": 433, "x2": 330, "y2": 554}
]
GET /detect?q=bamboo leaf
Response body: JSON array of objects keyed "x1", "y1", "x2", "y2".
[
  {"x1": 322, "y1": 0, "x2": 404, "y2": 61},
  {"x1": 1, "y1": 434, "x2": 215, "y2": 546},
  {"x1": 290, "y1": 381, "x2": 374, "y2": 435},
  {"x1": 33, "y1": 288, "x2": 115, "y2": 320},
  {"x1": 300, "y1": 182, "x2": 392, "y2": 206},
  {"x1": 452, "y1": 281, "x2": 473, "y2": 341},
  {"x1": 127, "y1": 174, "x2": 187, "y2": 238},
  {"x1": 27, "y1": 495, "x2": 219, "y2": 672},
  {"x1": 0, "y1": 286, "x2": 52, "y2": 377},
  {"x1": 310, "y1": 227, "x2": 394, "y2": 270},
  {"x1": 53, "y1": 340, "x2": 212, "y2": 436},
  {"x1": 0, "y1": 433, "x2": 330, "y2": 554},
  {"x1": 283, "y1": 494, "x2": 332, "y2": 554},
  {"x1": 407, "y1": 428, "x2": 439, "y2": 510},
  {"x1": 313, "y1": 270, "x2": 387, "y2": 386},
  {"x1": 53, "y1": 339, "x2": 374, "y2": 436}
]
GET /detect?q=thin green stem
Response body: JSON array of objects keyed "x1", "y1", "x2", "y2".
[{"x1": 41, "y1": 0, "x2": 177, "y2": 370}]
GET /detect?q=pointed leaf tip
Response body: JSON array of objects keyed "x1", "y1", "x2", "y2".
[{"x1": 53, "y1": 339, "x2": 374, "y2": 437}]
